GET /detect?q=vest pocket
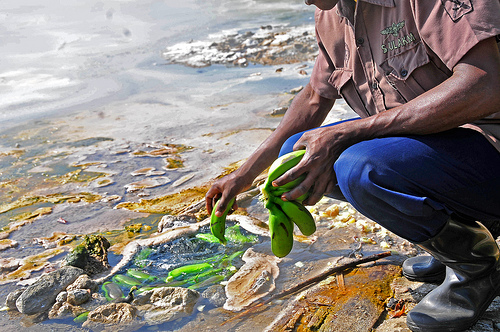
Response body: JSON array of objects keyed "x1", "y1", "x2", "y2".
[
  {"x1": 328, "y1": 68, "x2": 370, "y2": 117},
  {"x1": 380, "y1": 42, "x2": 431, "y2": 101}
]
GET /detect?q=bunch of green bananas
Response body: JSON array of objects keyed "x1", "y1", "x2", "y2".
[
  {"x1": 261, "y1": 150, "x2": 316, "y2": 257},
  {"x1": 209, "y1": 150, "x2": 316, "y2": 257}
]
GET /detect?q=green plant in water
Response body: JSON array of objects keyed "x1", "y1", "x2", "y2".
[{"x1": 134, "y1": 247, "x2": 153, "y2": 268}]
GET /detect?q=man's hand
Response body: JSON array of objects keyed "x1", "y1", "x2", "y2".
[
  {"x1": 272, "y1": 120, "x2": 359, "y2": 205},
  {"x1": 205, "y1": 171, "x2": 251, "y2": 217}
]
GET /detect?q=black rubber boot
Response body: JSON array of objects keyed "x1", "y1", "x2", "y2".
[
  {"x1": 402, "y1": 255, "x2": 445, "y2": 282},
  {"x1": 402, "y1": 219, "x2": 500, "y2": 283},
  {"x1": 406, "y1": 218, "x2": 500, "y2": 332}
]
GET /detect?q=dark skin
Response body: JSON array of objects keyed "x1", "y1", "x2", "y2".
[{"x1": 206, "y1": 32, "x2": 500, "y2": 217}]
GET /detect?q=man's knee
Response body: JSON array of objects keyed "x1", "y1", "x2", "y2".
[
  {"x1": 279, "y1": 132, "x2": 303, "y2": 157},
  {"x1": 334, "y1": 140, "x2": 388, "y2": 203}
]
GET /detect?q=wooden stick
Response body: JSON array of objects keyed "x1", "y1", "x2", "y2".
[{"x1": 222, "y1": 251, "x2": 392, "y2": 325}]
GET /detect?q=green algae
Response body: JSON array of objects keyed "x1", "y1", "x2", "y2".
[
  {"x1": 9, "y1": 207, "x2": 53, "y2": 222},
  {"x1": 124, "y1": 223, "x2": 152, "y2": 234},
  {"x1": 134, "y1": 247, "x2": 153, "y2": 268},
  {"x1": 84, "y1": 235, "x2": 110, "y2": 256},
  {"x1": 55, "y1": 169, "x2": 106, "y2": 185},
  {"x1": 196, "y1": 225, "x2": 258, "y2": 245},
  {"x1": 0, "y1": 248, "x2": 65, "y2": 284},
  {"x1": 0, "y1": 193, "x2": 103, "y2": 215},
  {"x1": 132, "y1": 143, "x2": 193, "y2": 157},
  {"x1": 164, "y1": 157, "x2": 184, "y2": 169}
]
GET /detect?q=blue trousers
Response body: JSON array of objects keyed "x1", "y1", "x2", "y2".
[{"x1": 279, "y1": 119, "x2": 500, "y2": 242}]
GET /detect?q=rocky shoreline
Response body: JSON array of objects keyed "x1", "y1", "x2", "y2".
[{"x1": 163, "y1": 24, "x2": 318, "y2": 68}]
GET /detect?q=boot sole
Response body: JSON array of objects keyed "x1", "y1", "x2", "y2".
[
  {"x1": 402, "y1": 270, "x2": 445, "y2": 283},
  {"x1": 407, "y1": 318, "x2": 473, "y2": 332}
]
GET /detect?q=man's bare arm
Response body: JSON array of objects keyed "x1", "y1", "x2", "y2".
[
  {"x1": 206, "y1": 83, "x2": 335, "y2": 216},
  {"x1": 358, "y1": 37, "x2": 500, "y2": 139}
]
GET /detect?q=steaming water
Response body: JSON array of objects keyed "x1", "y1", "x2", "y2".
[{"x1": 0, "y1": 0, "x2": 315, "y2": 127}]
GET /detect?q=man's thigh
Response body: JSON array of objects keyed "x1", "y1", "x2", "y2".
[{"x1": 336, "y1": 128, "x2": 500, "y2": 223}]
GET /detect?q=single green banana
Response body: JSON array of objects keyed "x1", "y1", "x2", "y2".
[
  {"x1": 101, "y1": 282, "x2": 125, "y2": 302},
  {"x1": 188, "y1": 274, "x2": 226, "y2": 290},
  {"x1": 270, "y1": 173, "x2": 306, "y2": 192},
  {"x1": 267, "y1": 202, "x2": 294, "y2": 257},
  {"x1": 267, "y1": 185, "x2": 311, "y2": 203},
  {"x1": 295, "y1": 191, "x2": 311, "y2": 203},
  {"x1": 186, "y1": 267, "x2": 223, "y2": 283},
  {"x1": 227, "y1": 250, "x2": 244, "y2": 263},
  {"x1": 274, "y1": 198, "x2": 316, "y2": 236},
  {"x1": 210, "y1": 197, "x2": 236, "y2": 245},
  {"x1": 126, "y1": 269, "x2": 158, "y2": 282},
  {"x1": 112, "y1": 274, "x2": 142, "y2": 287},
  {"x1": 263, "y1": 150, "x2": 306, "y2": 195},
  {"x1": 166, "y1": 262, "x2": 212, "y2": 281},
  {"x1": 136, "y1": 285, "x2": 157, "y2": 293},
  {"x1": 74, "y1": 311, "x2": 89, "y2": 323},
  {"x1": 195, "y1": 232, "x2": 220, "y2": 243}
]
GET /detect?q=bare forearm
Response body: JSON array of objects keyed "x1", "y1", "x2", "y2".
[{"x1": 236, "y1": 84, "x2": 335, "y2": 181}]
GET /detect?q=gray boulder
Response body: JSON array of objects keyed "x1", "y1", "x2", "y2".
[
  {"x1": 133, "y1": 287, "x2": 200, "y2": 324},
  {"x1": 5, "y1": 288, "x2": 25, "y2": 310},
  {"x1": 16, "y1": 266, "x2": 84, "y2": 314},
  {"x1": 202, "y1": 284, "x2": 227, "y2": 307}
]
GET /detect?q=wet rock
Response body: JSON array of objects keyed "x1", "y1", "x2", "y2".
[
  {"x1": 157, "y1": 214, "x2": 197, "y2": 233},
  {"x1": 15, "y1": 266, "x2": 84, "y2": 315},
  {"x1": 202, "y1": 284, "x2": 227, "y2": 307},
  {"x1": 67, "y1": 289, "x2": 91, "y2": 306},
  {"x1": 5, "y1": 287, "x2": 26, "y2": 310},
  {"x1": 0, "y1": 257, "x2": 21, "y2": 274},
  {"x1": 130, "y1": 167, "x2": 155, "y2": 176},
  {"x1": 271, "y1": 106, "x2": 288, "y2": 116},
  {"x1": 83, "y1": 303, "x2": 137, "y2": 326},
  {"x1": 64, "y1": 235, "x2": 110, "y2": 275},
  {"x1": 48, "y1": 302, "x2": 87, "y2": 319},
  {"x1": 0, "y1": 239, "x2": 19, "y2": 251},
  {"x1": 172, "y1": 173, "x2": 195, "y2": 187},
  {"x1": 33, "y1": 232, "x2": 77, "y2": 249},
  {"x1": 66, "y1": 274, "x2": 98, "y2": 293},
  {"x1": 265, "y1": 264, "x2": 400, "y2": 332},
  {"x1": 125, "y1": 177, "x2": 171, "y2": 192},
  {"x1": 290, "y1": 86, "x2": 304, "y2": 94},
  {"x1": 133, "y1": 286, "x2": 200, "y2": 324},
  {"x1": 224, "y1": 248, "x2": 281, "y2": 311},
  {"x1": 56, "y1": 291, "x2": 68, "y2": 303}
]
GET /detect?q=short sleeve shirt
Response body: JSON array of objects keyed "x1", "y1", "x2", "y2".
[{"x1": 310, "y1": 0, "x2": 500, "y2": 151}]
